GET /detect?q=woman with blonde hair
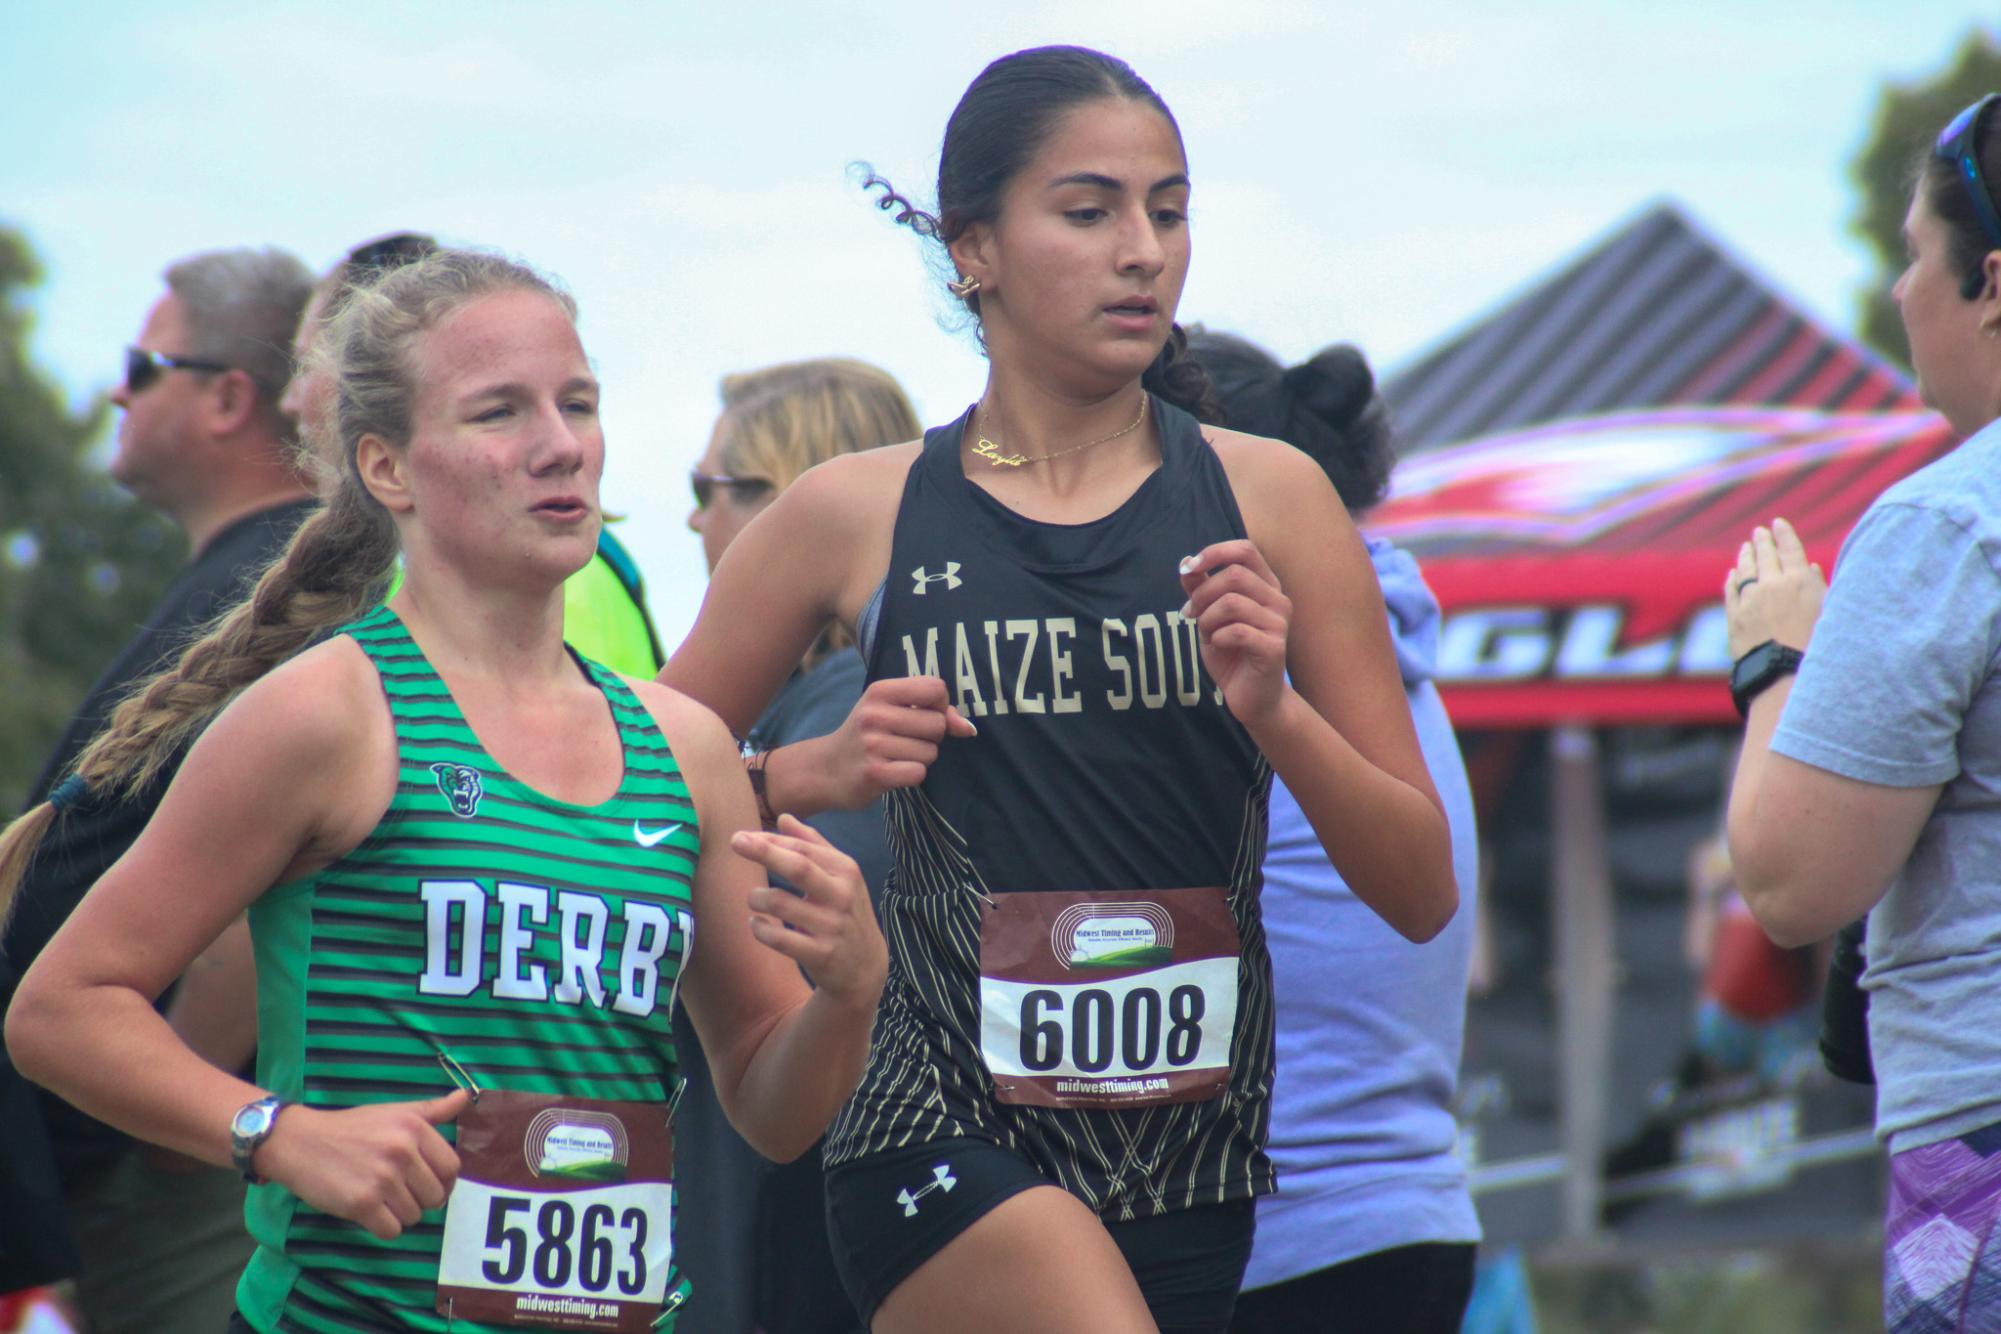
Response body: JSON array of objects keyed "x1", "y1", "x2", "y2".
[
  {"x1": 4, "y1": 250, "x2": 886, "y2": 1333},
  {"x1": 282, "y1": 231, "x2": 666, "y2": 679},
  {"x1": 677, "y1": 356, "x2": 918, "y2": 1333}
]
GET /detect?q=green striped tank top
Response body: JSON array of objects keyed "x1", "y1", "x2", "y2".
[{"x1": 237, "y1": 606, "x2": 698, "y2": 1333}]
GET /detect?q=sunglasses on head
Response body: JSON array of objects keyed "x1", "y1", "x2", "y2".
[
  {"x1": 343, "y1": 232, "x2": 437, "y2": 278},
  {"x1": 124, "y1": 345, "x2": 232, "y2": 395},
  {"x1": 689, "y1": 470, "x2": 772, "y2": 509},
  {"x1": 1935, "y1": 94, "x2": 2001, "y2": 271}
]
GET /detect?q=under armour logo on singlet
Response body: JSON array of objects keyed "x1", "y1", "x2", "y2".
[
  {"x1": 896, "y1": 1163, "x2": 957, "y2": 1216},
  {"x1": 910, "y1": 563, "x2": 963, "y2": 594}
]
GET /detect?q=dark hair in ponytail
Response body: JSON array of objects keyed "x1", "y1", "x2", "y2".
[
  {"x1": 859, "y1": 45, "x2": 1219, "y2": 421},
  {"x1": 1185, "y1": 329, "x2": 1397, "y2": 514}
]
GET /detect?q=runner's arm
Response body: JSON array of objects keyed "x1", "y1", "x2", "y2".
[
  {"x1": 6, "y1": 643, "x2": 388, "y2": 1165},
  {"x1": 644, "y1": 685, "x2": 885, "y2": 1162},
  {"x1": 661, "y1": 446, "x2": 969, "y2": 817},
  {"x1": 163, "y1": 913, "x2": 258, "y2": 1074},
  {"x1": 6, "y1": 643, "x2": 466, "y2": 1240},
  {"x1": 1206, "y1": 433, "x2": 1456, "y2": 941}
]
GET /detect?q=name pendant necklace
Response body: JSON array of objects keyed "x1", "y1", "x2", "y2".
[{"x1": 970, "y1": 393, "x2": 1149, "y2": 468}]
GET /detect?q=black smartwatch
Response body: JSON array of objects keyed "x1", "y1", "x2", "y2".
[
  {"x1": 1730, "y1": 640, "x2": 1804, "y2": 718},
  {"x1": 229, "y1": 1095, "x2": 287, "y2": 1183}
]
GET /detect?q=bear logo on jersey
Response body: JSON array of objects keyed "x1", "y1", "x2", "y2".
[{"x1": 431, "y1": 762, "x2": 484, "y2": 819}]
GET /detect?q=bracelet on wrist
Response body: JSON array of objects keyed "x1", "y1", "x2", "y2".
[{"x1": 738, "y1": 737, "x2": 779, "y2": 830}]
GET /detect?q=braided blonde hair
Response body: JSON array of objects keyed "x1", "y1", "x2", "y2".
[{"x1": 0, "y1": 250, "x2": 574, "y2": 912}]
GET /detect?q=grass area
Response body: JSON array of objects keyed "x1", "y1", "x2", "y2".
[{"x1": 1528, "y1": 1247, "x2": 1880, "y2": 1333}]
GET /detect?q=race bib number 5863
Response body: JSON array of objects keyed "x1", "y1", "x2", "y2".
[
  {"x1": 441, "y1": 1178, "x2": 669, "y2": 1317},
  {"x1": 436, "y1": 1092, "x2": 673, "y2": 1332}
]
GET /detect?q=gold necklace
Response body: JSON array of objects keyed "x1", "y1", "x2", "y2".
[{"x1": 970, "y1": 394, "x2": 1148, "y2": 468}]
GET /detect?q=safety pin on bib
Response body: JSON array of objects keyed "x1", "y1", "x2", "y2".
[{"x1": 434, "y1": 1047, "x2": 483, "y2": 1103}]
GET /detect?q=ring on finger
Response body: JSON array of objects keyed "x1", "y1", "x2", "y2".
[{"x1": 1736, "y1": 577, "x2": 1758, "y2": 594}]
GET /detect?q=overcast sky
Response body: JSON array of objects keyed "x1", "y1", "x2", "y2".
[{"x1": 2, "y1": 1, "x2": 1990, "y2": 645}]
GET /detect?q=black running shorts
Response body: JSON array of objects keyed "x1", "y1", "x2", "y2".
[{"x1": 823, "y1": 1135, "x2": 1254, "y2": 1332}]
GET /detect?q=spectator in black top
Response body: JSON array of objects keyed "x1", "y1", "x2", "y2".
[{"x1": 0, "y1": 246, "x2": 316, "y2": 1333}]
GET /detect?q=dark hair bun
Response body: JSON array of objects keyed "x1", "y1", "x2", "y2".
[
  {"x1": 1282, "y1": 344, "x2": 1375, "y2": 432},
  {"x1": 1185, "y1": 329, "x2": 1397, "y2": 514}
]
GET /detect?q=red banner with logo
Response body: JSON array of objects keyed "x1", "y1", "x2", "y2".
[{"x1": 1366, "y1": 408, "x2": 1956, "y2": 727}]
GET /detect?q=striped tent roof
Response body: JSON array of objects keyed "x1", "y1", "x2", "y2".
[
  {"x1": 1366, "y1": 202, "x2": 1953, "y2": 726},
  {"x1": 1383, "y1": 201, "x2": 1920, "y2": 451}
]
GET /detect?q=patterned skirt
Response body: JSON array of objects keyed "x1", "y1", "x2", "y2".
[{"x1": 1887, "y1": 1121, "x2": 2001, "y2": 1332}]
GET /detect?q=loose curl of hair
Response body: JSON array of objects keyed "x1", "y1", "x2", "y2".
[
  {"x1": 1186, "y1": 329, "x2": 1397, "y2": 516},
  {"x1": 1915, "y1": 97, "x2": 2001, "y2": 300},
  {"x1": 0, "y1": 250, "x2": 571, "y2": 915},
  {"x1": 860, "y1": 45, "x2": 1221, "y2": 424}
]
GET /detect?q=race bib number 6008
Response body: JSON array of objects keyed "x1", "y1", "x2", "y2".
[{"x1": 978, "y1": 887, "x2": 1240, "y2": 1109}]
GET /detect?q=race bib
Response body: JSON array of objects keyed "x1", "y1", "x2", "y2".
[
  {"x1": 437, "y1": 1091, "x2": 675, "y2": 1331},
  {"x1": 979, "y1": 887, "x2": 1240, "y2": 1108}
]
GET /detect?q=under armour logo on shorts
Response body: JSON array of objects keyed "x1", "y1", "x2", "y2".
[{"x1": 896, "y1": 1163, "x2": 957, "y2": 1216}]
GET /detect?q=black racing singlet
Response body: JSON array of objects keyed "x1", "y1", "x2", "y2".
[{"x1": 824, "y1": 395, "x2": 1276, "y2": 1220}]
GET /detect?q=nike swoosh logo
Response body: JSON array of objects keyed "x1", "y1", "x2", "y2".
[{"x1": 633, "y1": 822, "x2": 683, "y2": 848}]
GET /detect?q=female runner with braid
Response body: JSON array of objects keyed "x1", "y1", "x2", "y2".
[
  {"x1": 661, "y1": 46, "x2": 1455, "y2": 1334},
  {"x1": 5, "y1": 250, "x2": 886, "y2": 1332}
]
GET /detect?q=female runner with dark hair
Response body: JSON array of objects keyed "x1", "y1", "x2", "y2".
[{"x1": 662, "y1": 46, "x2": 1456, "y2": 1334}]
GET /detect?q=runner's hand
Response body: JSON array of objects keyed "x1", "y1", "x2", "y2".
[
  {"x1": 257, "y1": 1088, "x2": 467, "y2": 1240},
  {"x1": 823, "y1": 675, "x2": 976, "y2": 807},
  {"x1": 733, "y1": 815, "x2": 888, "y2": 1012},
  {"x1": 1725, "y1": 517, "x2": 1825, "y2": 659},
  {"x1": 1180, "y1": 540, "x2": 1292, "y2": 729}
]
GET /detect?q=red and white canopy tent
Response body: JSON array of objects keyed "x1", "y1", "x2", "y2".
[
  {"x1": 1368, "y1": 203, "x2": 1952, "y2": 1235},
  {"x1": 1370, "y1": 406, "x2": 1954, "y2": 725}
]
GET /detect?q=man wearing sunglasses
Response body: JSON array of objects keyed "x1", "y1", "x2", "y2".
[{"x1": 0, "y1": 247, "x2": 315, "y2": 1334}]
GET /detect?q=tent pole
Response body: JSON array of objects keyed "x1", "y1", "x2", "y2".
[{"x1": 1552, "y1": 723, "x2": 1614, "y2": 1240}]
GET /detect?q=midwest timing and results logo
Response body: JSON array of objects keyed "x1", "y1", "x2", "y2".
[{"x1": 1053, "y1": 901, "x2": 1175, "y2": 970}]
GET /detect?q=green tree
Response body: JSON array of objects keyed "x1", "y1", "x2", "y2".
[
  {"x1": 0, "y1": 224, "x2": 179, "y2": 813},
  {"x1": 1851, "y1": 27, "x2": 2001, "y2": 367}
]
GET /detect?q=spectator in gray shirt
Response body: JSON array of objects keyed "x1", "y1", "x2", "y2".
[{"x1": 1725, "y1": 93, "x2": 2001, "y2": 1332}]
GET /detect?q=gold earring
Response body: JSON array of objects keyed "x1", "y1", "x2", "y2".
[{"x1": 947, "y1": 273, "x2": 981, "y2": 299}]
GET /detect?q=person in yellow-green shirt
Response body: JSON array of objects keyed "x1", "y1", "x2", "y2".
[{"x1": 562, "y1": 524, "x2": 665, "y2": 677}]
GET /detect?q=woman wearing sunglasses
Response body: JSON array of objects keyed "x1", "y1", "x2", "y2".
[
  {"x1": 675, "y1": 357, "x2": 915, "y2": 1334},
  {"x1": 5, "y1": 249, "x2": 888, "y2": 1333},
  {"x1": 662, "y1": 46, "x2": 1455, "y2": 1334},
  {"x1": 1725, "y1": 93, "x2": 2001, "y2": 1331}
]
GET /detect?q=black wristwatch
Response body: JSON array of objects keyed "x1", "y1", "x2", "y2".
[
  {"x1": 1730, "y1": 640, "x2": 1804, "y2": 718},
  {"x1": 229, "y1": 1095, "x2": 287, "y2": 1183}
]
